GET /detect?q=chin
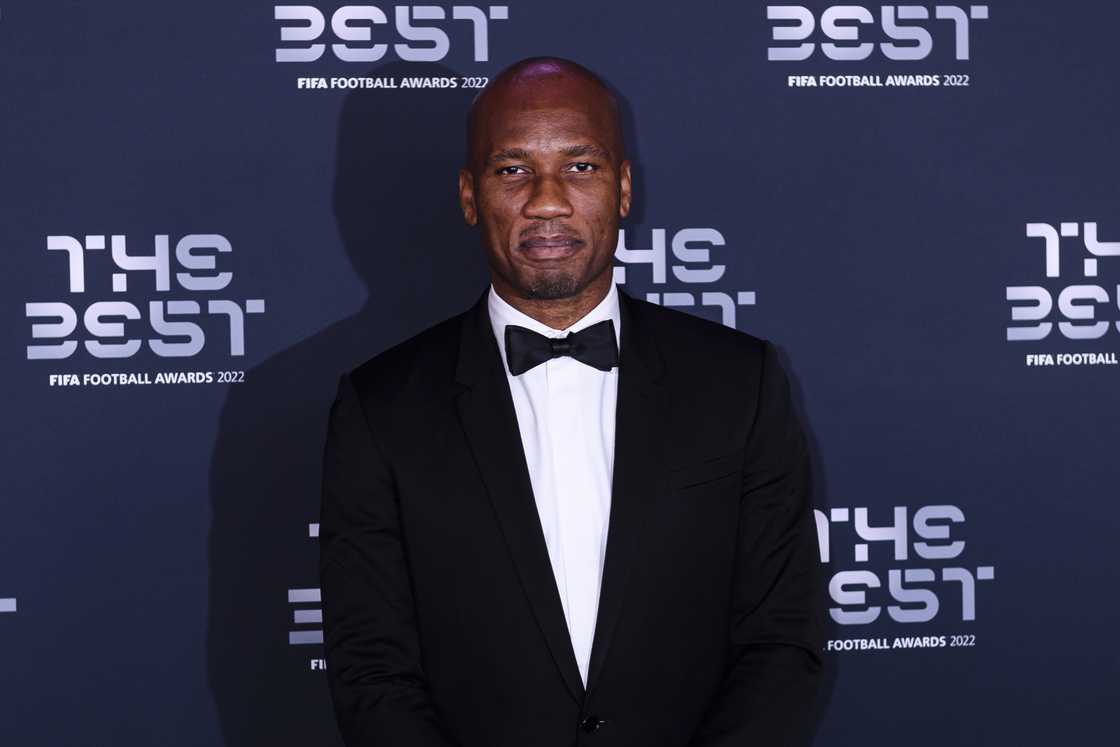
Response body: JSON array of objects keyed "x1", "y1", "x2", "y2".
[
  {"x1": 524, "y1": 279, "x2": 581, "y2": 301},
  {"x1": 520, "y1": 270, "x2": 583, "y2": 301}
]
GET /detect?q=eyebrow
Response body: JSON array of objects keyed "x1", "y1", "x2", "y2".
[
  {"x1": 561, "y1": 144, "x2": 612, "y2": 160},
  {"x1": 486, "y1": 143, "x2": 612, "y2": 165},
  {"x1": 487, "y1": 147, "x2": 533, "y2": 165}
]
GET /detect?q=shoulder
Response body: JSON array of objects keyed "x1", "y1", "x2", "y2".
[
  {"x1": 345, "y1": 307, "x2": 467, "y2": 405},
  {"x1": 626, "y1": 294, "x2": 794, "y2": 458},
  {"x1": 624, "y1": 291, "x2": 769, "y2": 368}
]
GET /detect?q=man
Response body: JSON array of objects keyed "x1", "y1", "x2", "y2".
[{"x1": 319, "y1": 57, "x2": 825, "y2": 747}]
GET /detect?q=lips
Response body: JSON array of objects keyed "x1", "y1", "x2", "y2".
[{"x1": 518, "y1": 235, "x2": 584, "y2": 260}]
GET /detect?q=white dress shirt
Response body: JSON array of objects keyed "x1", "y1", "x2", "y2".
[{"x1": 487, "y1": 282, "x2": 621, "y2": 687}]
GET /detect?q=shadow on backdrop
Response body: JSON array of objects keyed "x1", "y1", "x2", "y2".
[{"x1": 206, "y1": 61, "x2": 484, "y2": 746}]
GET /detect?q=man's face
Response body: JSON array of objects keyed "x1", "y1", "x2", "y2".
[{"x1": 459, "y1": 77, "x2": 632, "y2": 301}]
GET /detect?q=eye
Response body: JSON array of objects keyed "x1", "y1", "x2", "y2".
[
  {"x1": 567, "y1": 162, "x2": 597, "y2": 173},
  {"x1": 495, "y1": 165, "x2": 528, "y2": 175}
]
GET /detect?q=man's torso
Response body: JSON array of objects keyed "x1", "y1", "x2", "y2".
[{"x1": 343, "y1": 287, "x2": 767, "y2": 747}]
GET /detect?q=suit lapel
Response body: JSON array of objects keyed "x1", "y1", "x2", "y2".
[
  {"x1": 586, "y1": 287, "x2": 667, "y2": 693},
  {"x1": 453, "y1": 287, "x2": 586, "y2": 703},
  {"x1": 452, "y1": 284, "x2": 668, "y2": 702}
]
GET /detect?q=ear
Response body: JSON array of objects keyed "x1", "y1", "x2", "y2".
[
  {"x1": 458, "y1": 168, "x2": 478, "y2": 226},
  {"x1": 618, "y1": 160, "x2": 632, "y2": 219}
]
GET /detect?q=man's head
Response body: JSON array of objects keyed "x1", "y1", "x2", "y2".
[{"x1": 458, "y1": 57, "x2": 632, "y2": 305}]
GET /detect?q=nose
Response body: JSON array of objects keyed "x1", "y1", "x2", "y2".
[{"x1": 522, "y1": 173, "x2": 574, "y2": 221}]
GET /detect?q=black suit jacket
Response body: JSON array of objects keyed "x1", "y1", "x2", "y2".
[{"x1": 319, "y1": 285, "x2": 825, "y2": 747}]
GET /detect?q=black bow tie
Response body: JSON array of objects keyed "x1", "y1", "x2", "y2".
[{"x1": 504, "y1": 319, "x2": 619, "y2": 376}]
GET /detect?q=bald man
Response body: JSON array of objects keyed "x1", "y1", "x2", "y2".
[{"x1": 319, "y1": 57, "x2": 825, "y2": 747}]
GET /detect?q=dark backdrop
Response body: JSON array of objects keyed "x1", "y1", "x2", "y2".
[{"x1": 2, "y1": 2, "x2": 1116, "y2": 744}]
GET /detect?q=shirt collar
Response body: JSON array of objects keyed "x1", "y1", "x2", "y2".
[{"x1": 487, "y1": 281, "x2": 622, "y2": 364}]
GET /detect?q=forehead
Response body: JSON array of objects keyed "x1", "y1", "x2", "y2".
[
  {"x1": 472, "y1": 76, "x2": 619, "y2": 158},
  {"x1": 485, "y1": 106, "x2": 611, "y2": 153}
]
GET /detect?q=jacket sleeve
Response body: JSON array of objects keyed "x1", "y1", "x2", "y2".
[
  {"x1": 319, "y1": 372, "x2": 459, "y2": 747},
  {"x1": 688, "y1": 341, "x2": 826, "y2": 746}
]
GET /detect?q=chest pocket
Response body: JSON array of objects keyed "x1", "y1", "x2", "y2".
[{"x1": 667, "y1": 449, "x2": 742, "y2": 490}]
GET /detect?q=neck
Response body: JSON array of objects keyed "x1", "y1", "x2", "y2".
[{"x1": 492, "y1": 272, "x2": 613, "y2": 330}]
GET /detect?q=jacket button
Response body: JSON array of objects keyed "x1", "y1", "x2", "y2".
[{"x1": 580, "y1": 716, "x2": 605, "y2": 733}]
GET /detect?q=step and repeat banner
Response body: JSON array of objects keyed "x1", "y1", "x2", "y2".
[{"x1": 2, "y1": 1, "x2": 1115, "y2": 744}]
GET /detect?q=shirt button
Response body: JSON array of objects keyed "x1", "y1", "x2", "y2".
[{"x1": 580, "y1": 716, "x2": 605, "y2": 733}]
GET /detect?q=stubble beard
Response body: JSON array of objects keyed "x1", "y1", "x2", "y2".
[
  {"x1": 519, "y1": 250, "x2": 613, "y2": 301},
  {"x1": 522, "y1": 269, "x2": 581, "y2": 300}
]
